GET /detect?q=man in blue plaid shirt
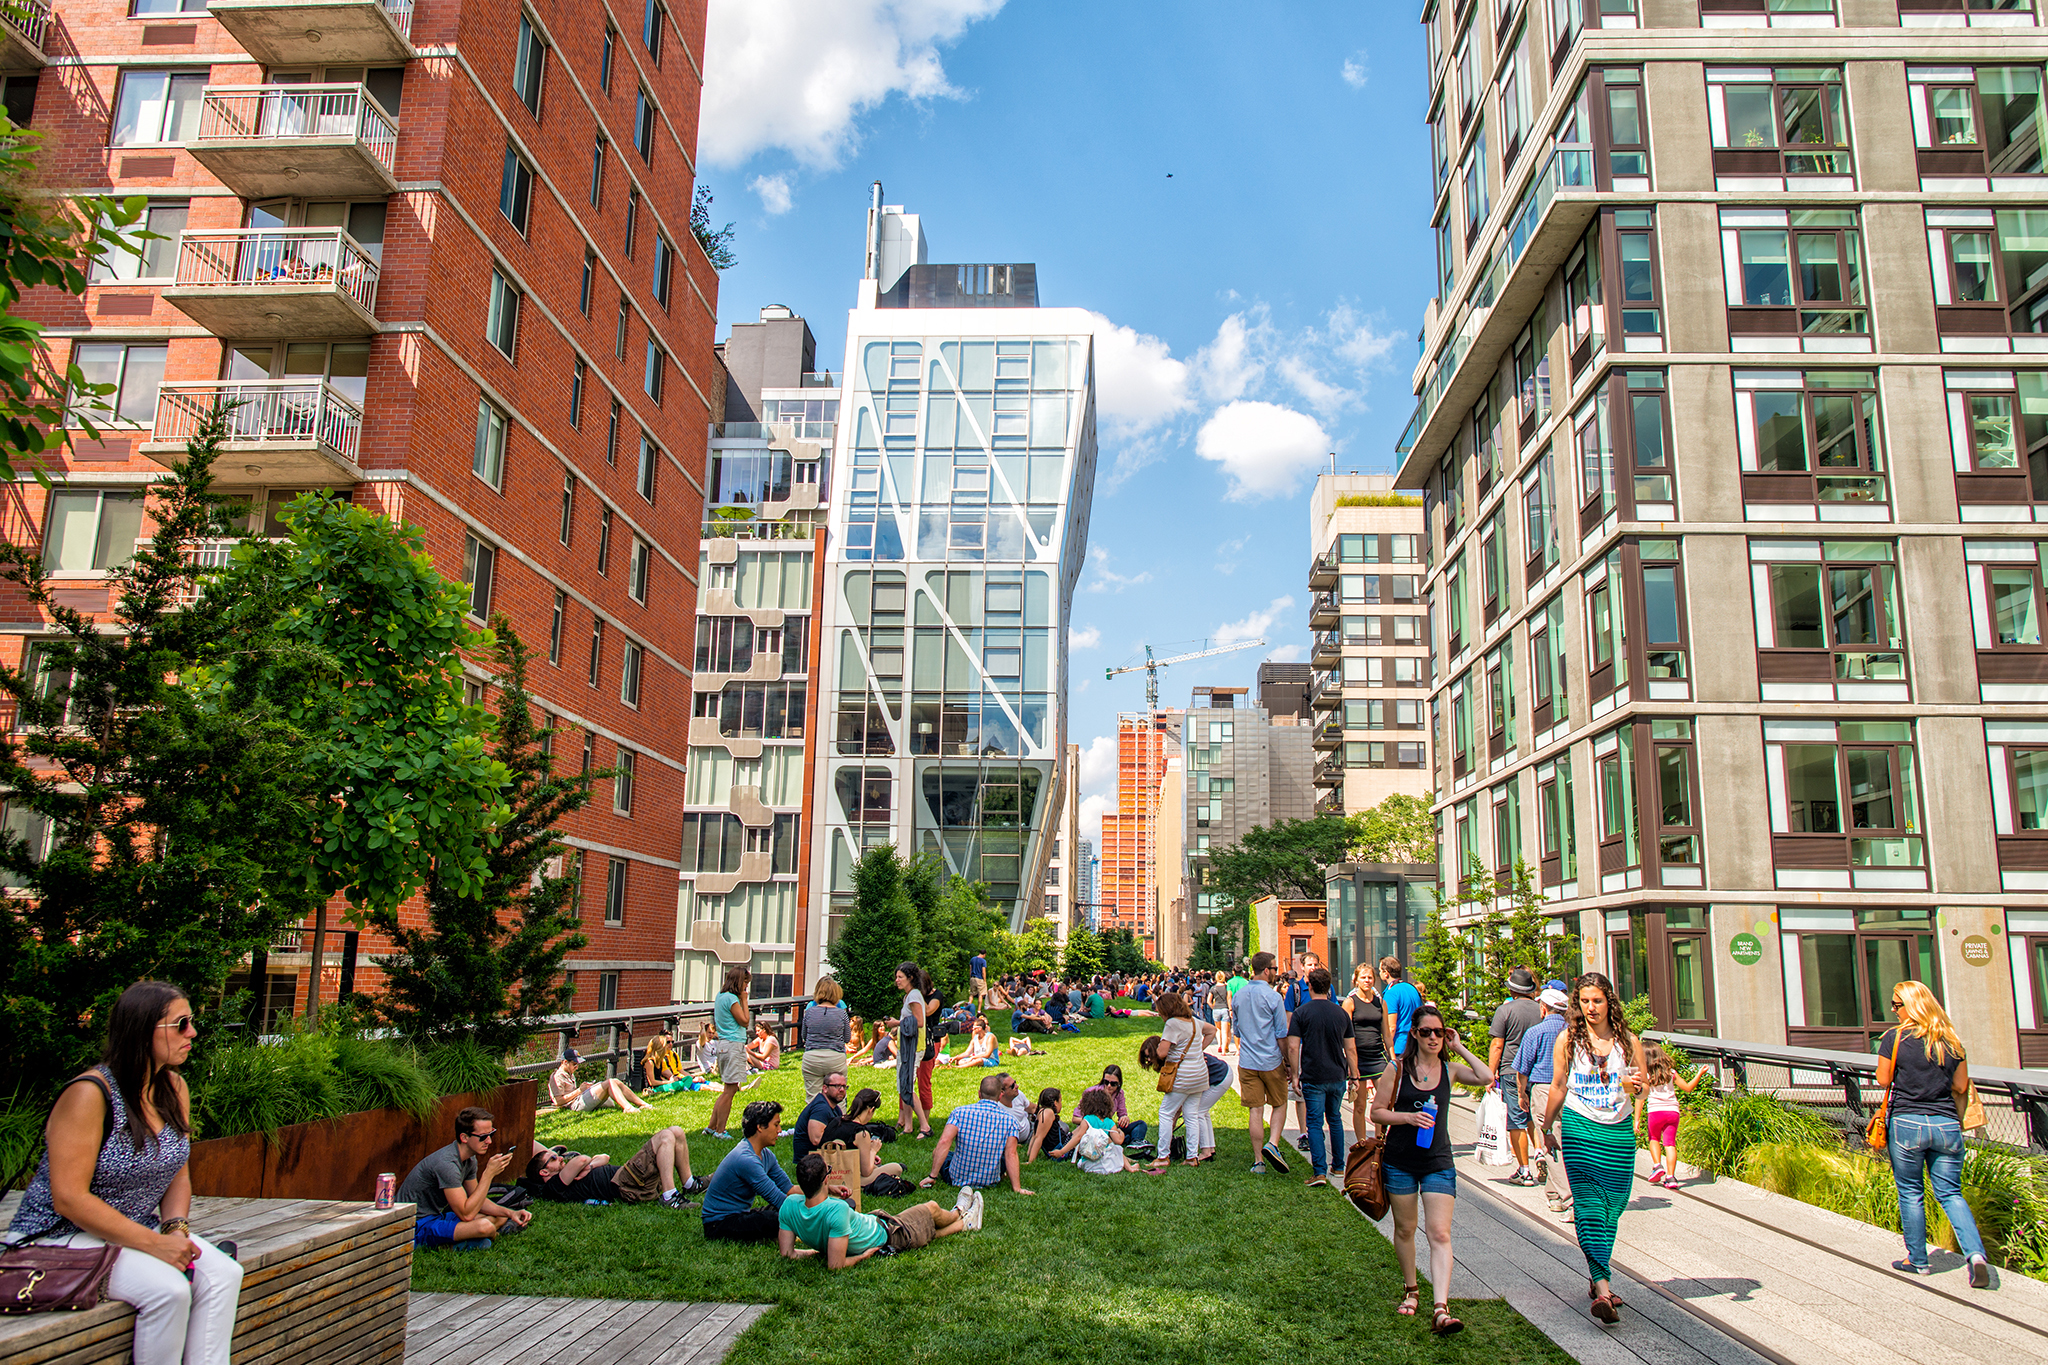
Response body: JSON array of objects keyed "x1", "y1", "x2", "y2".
[{"x1": 920, "y1": 1074, "x2": 1034, "y2": 1195}]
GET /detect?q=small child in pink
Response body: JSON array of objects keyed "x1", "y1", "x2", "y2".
[{"x1": 1637, "y1": 1043, "x2": 1714, "y2": 1188}]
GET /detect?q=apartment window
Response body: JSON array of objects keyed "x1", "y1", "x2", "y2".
[
  {"x1": 462, "y1": 533, "x2": 496, "y2": 620},
  {"x1": 1735, "y1": 368, "x2": 1885, "y2": 511},
  {"x1": 1574, "y1": 389, "x2": 1614, "y2": 528},
  {"x1": 559, "y1": 473, "x2": 575, "y2": 546},
  {"x1": 699, "y1": 681, "x2": 809, "y2": 739},
  {"x1": 1650, "y1": 718, "x2": 1701, "y2": 869},
  {"x1": 1522, "y1": 445, "x2": 1559, "y2": 582},
  {"x1": 68, "y1": 342, "x2": 165, "y2": 426},
  {"x1": 40, "y1": 489, "x2": 143, "y2": 572},
  {"x1": 581, "y1": 730, "x2": 594, "y2": 775},
  {"x1": 1704, "y1": 0, "x2": 1840, "y2": 25},
  {"x1": 1585, "y1": 548, "x2": 1627, "y2": 700},
  {"x1": 486, "y1": 270, "x2": 520, "y2": 358},
  {"x1": 1337, "y1": 533, "x2": 1374, "y2": 563},
  {"x1": 1460, "y1": 124, "x2": 1490, "y2": 237},
  {"x1": 616, "y1": 299, "x2": 630, "y2": 360},
  {"x1": 642, "y1": 0, "x2": 664, "y2": 57},
  {"x1": 1707, "y1": 67, "x2": 1852, "y2": 183},
  {"x1": 596, "y1": 506, "x2": 612, "y2": 575},
  {"x1": 628, "y1": 539, "x2": 649, "y2": 602},
  {"x1": 1514, "y1": 307, "x2": 1550, "y2": 431},
  {"x1": 1926, "y1": 207, "x2": 2048, "y2": 338},
  {"x1": 614, "y1": 748, "x2": 636, "y2": 813},
  {"x1": 1537, "y1": 754, "x2": 1576, "y2": 886},
  {"x1": 624, "y1": 188, "x2": 639, "y2": 258},
  {"x1": 1491, "y1": 780, "x2": 1522, "y2": 878},
  {"x1": 1612, "y1": 210, "x2": 1662, "y2": 343},
  {"x1": 604, "y1": 857, "x2": 627, "y2": 924},
  {"x1": 1548, "y1": 0, "x2": 1639, "y2": 64},
  {"x1": 1454, "y1": 35, "x2": 1476, "y2": 124},
  {"x1": 1531, "y1": 593, "x2": 1569, "y2": 732},
  {"x1": 1472, "y1": 380, "x2": 1502, "y2": 492},
  {"x1": 637, "y1": 433, "x2": 658, "y2": 502},
  {"x1": 112, "y1": 71, "x2": 203, "y2": 145},
  {"x1": 620, "y1": 639, "x2": 643, "y2": 706},
  {"x1": 1765, "y1": 719, "x2": 1924, "y2": 879},
  {"x1": 1603, "y1": 68, "x2": 1649, "y2": 185},
  {"x1": 1430, "y1": 101, "x2": 1452, "y2": 200},
  {"x1": 1445, "y1": 551, "x2": 1467, "y2": 655},
  {"x1": 498, "y1": 146, "x2": 533, "y2": 234},
  {"x1": 90, "y1": 202, "x2": 187, "y2": 281},
  {"x1": 512, "y1": 15, "x2": 546, "y2": 118},
  {"x1": 605, "y1": 399, "x2": 621, "y2": 466},
  {"x1": 600, "y1": 25, "x2": 616, "y2": 91},
  {"x1": 1750, "y1": 539, "x2": 1907, "y2": 696},
  {"x1": 471, "y1": 401, "x2": 507, "y2": 489},
  {"x1": 588, "y1": 617, "x2": 605, "y2": 686},
  {"x1": 1988, "y1": 723, "x2": 2048, "y2": 890},
  {"x1": 1, "y1": 73, "x2": 35, "y2": 127},
  {"x1": 1720, "y1": 207, "x2": 1866, "y2": 339},
  {"x1": 1785, "y1": 908, "x2": 1936, "y2": 1052},
  {"x1": 1436, "y1": 214, "x2": 1455, "y2": 298},
  {"x1": 1347, "y1": 741, "x2": 1427, "y2": 770},
  {"x1": 1449, "y1": 670, "x2": 1476, "y2": 779},
  {"x1": 1564, "y1": 223, "x2": 1604, "y2": 360},
  {"x1": 1964, "y1": 542, "x2": 2048, "y2": 678},
  {"x1": 633, "y1": 88, "x2": 655, "y2": 163},
  {"x1": 1484, "y1": 641, "x2": 1515, "y2": 760},
  {"x1": 1499, "y1": 23, "x2": 1530, "y2": 165},
  {"x1": 1595, "y1": 723, "x2": 1640, "y2": 880},
  {"x1": 1479, "y1": 507, "x2": 1509, "y2": 626},
  {"x1": 651, "y1": 234, "x2": 673, "y2": 307},
  {"x1": 1908, "y1": 66, "x2": 2045, "y2": 177},
  {"x1": 588, "y1": 137, "x2": 605, "y2": 209},
  {"x1": 569, "y1": 358, "x2": 587, "y2": 429},
  {"x1": 18, "y1": 645, "x2": 78, "y2": 729},
  {"x1": 643, "y1": 340, "x2": 664, "y2": 402},
  {"x1": 1638, "y1": 537, "x2": 1689, "y2": 687},
  {"x1": 549, "y1": 589, "x2": 565, "y2": 664}
]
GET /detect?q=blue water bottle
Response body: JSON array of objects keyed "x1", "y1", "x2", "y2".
[{"x1": 1418, "y1": 1096, "x2": 1439, "y2": 1133}]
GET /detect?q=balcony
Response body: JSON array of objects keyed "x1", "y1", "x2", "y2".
[
  {"x1": 0, "y1": 0, "x2": 49, "y2": 66},
  {"x1": 207, "y1": 0, "x2": 413, "y2": 66},
  {"x1": 1312, "y1": 717, "x2": 1343, "y2": 751},
  {"x1": 1313, "y1": 756, "x2": 1345, "y2": 788},
  {"x1": 1315, "y1": 789, "x2": 1344, "y2": 817},
  {"x1": 711, "y1": 420, "x2": 838, "y2": 443},
  {"x1": 1310, "y1": 670, "x2": 1342, "y2": 711},
  {"x1": 165, "y1": 229, "x2": 380, "y2": 338},
  {"x1": 1309, "y1": 591, "x2": 1340, "y2": 629},
  {"x1": 190, "y1": 86, "x2": 399, "y2": 199},
  {"x1": 1311, "y1": 629, "x2": 1341, "y2": 669},
  {"x1": 1308, "y1": 550, "x2": 1338, "y2": 591},
  {"x1": 141, "y1": 380, "x2": 365, "y2": 484}
]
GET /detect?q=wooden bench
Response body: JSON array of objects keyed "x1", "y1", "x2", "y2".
[{"x1": 0, "y1": 1194, "x2": 412, "y2": 1365}]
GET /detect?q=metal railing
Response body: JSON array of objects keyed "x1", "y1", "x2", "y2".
[
  {"x1": 175, "y1": 228, "x2": 381, "y2": 315},
  {"x1": 799, "y1": 372, "x2": 838, "y2": 388},
  {"x1": 380, "y1": 0, "x2": 414, "y2": 36},
  {"x1": 197, "y1": 85, "x2": 399, "y2": 170},
  {"x1": 1644, "y1": 1029, "x2": 2048, "y2": 1154},
  {"x1": 3, "y1": 0, "x2": 48, "y2": 49},
  {"x1": 512, "y1": 995, "x2": 817, "y2": 1087},
  {"x1": 710, "y1": 420, "x2": 838, "y2": 443},
  {"x1": 153, "y1": 380, "x2": 365, "y2": 463},
  {"x1": 700, "y1": 518, "x2": 814, "y2": 541}
]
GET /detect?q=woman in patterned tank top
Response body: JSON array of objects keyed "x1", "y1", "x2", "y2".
[{"x1": 6, "y1": 980, "x2": 244, "y2": 1365}]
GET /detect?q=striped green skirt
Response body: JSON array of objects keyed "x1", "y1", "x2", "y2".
[{"x1": 1561, "y1": 1105, "x2": 1636, "y2": 1281}]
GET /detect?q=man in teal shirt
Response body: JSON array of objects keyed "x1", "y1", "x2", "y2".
[{"x1": 778, "y1": 1154, "x2": 966, "y2": 1266}]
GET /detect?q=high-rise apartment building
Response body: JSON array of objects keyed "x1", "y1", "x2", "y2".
[
  {"x1": 1180, "y1": 682, "x2": 1315, "y2": 956},
  {"x1": 1099, "y1": 713, "x2": 1169, "y2": 957},
  {"x1": 1308, "y1": 473, "x2": 1433, "y2": 817},
  {"x1": 4, "y1": 0, "x2": 716, "y2": 1015},
  {"x1": 1396, "y1": 0, "x2": 2048, "y2": 1065},
  {"x1": 804, "y1": 190, "x2": 1098, "y2": 978},
  {"x1": 678, "y1": 306, "x2": 834, "y2": 1001},
  {"x1": 1077, "y1": 836, "x2": 1096, "y2": 923}
]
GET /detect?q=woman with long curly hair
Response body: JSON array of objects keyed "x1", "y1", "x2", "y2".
[
  {"x1": 1876, "y1": 979, "x2": 1992, "y2": 1286},
  {"x1": 1538, "y1": 972, "x2": 1645, "y2": 1325}
]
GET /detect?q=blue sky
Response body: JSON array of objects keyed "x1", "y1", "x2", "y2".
[{"x1": 698, "y1": 0, "x2": 1434, "y2": 840}]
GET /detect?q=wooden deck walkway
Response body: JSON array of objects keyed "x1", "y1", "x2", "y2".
[{"x1": 405, "y1": 1292, "x2": 768, "y2": 1365}]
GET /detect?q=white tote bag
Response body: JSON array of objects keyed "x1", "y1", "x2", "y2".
[{"x1": 1474, "y1": 1090, "x2": 1513, "y2": 1165}]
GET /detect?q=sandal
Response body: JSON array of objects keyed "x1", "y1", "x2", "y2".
[
  {"x1": 1431, "y1": 1304, "x2": 1463, "y2": 1337},
  {"x1": 1590, "y1": 1293, "x2": 1621, "y2": 1325},
  {"x1": 1396, "y1": 1285, "x2": 1419, "y2": 1317}
]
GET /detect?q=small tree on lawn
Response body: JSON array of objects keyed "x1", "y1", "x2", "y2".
[
  {"x1": 1102, "y1": 927, "x2": 1149, "y2": 976},
  {"x1": 1061, "y1": 922, "x2": 1105, "y2": 980},
  {"x1": 1410, "y1": 907, "x2": 1463, "y2": 1012},
  {"x1": 1349, "y1": 792, "x2": 1435, "y2": 863},
  {"x1": 829, "y1": 845, "x2": 919, "y2": 1023},
  {"x1": 367, "y1": 622, "x2": 594, "y2": 1052},
  {"x1": 988, "y1": 919, "x2": 1059, "y2": 979}
]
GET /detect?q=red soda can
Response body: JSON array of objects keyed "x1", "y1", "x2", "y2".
[{"x1": 375, "y1": 1173, "x2": 396, "y2": 1209}]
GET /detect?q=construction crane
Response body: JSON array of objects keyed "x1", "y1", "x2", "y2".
[{"x1": 1104, "y1": 639, "x2": 1267, "y2": 712}]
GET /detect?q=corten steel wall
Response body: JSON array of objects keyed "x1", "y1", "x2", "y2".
[{"x1": 6, "y1": 0, "x2": 717, "y2": 1014}]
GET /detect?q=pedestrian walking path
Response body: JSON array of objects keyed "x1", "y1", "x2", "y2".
[
  {"x1": 406, "y1": 1293, "x2": 767, "y2": 1365},
  {"x1": 1321, "y1": 1094, "x2": 2048, "y2": 1365}
]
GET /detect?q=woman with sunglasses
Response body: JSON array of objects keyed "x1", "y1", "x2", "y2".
[
  {"x1": 1370, "y1": 1003, "x2": 1492, "y2": 1337},
  {"x1": 6, "y1": 981, "x2": 244, "y2": 1365},
  {"x1": 1539, "y1": 971, "x2": 1646, "y2": 1325},
  {"x1": 1876, "y1": 980, "x2": 1992, "y2": 1286},
  {"x1": 1084, "y1": 1065, "x2": 1149, "y2": 1148}
]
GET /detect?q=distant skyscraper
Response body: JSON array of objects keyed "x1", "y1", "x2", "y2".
[{"x1": 1077, "y1": 837, "x2": 1096, "y2": 924}]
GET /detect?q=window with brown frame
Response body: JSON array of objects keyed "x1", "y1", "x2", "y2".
[
  {"x1": 1734, "y1": 369, "x2": 1885, "y2": 511},
  {"x1": 1907, "y1": 64, "x2": 2045, "y2": 179},
  {"x1": 1707, "y1": 66, "x2": 1852, "y2": 183},
  {"x1": 1522, "y1": 444, "x2": 1559, "y2": 585},
  {"x1": 1749, "y1": 539, "x2": 1907, "y2": 695},
  {"x1": 1720, "y1": 207, "x2": 1867, "y2": 338},
  {"x1": 1944, "y1": 369, "x2": 2048, "y2": 509},
  {"x1": 1766, "y1": 720, "x2": 1924, "y2": 877},
  {"x1": 1537, "y1": 753, "x2": 1576, "y2": 887},
  {"x1": 1530, "y1": 592, "x2": 1569, "y2": 733},
  {"x1": 1925, "y1": 208, "x2": 2048, "y2": 339}
]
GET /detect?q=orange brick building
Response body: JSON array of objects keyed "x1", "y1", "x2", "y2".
[
  {"x1": 1098, "y1": 713, "x2": 1170, "y2": 960},
  {"x1": 2, "y1": 0, "x2": 716, "y2": 1017}
]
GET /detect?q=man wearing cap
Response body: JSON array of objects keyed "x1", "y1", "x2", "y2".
[
  {"x1": 1514, "y1": 986, "x2": 1572, "y2": 1214},
  {"x1": 1488, "y1": 968, "x2": 1545, "y2": 1186}
]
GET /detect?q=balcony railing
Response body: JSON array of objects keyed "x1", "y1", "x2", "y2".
[
  {"x1": 700, "y1": 518, "x2": 815, "y2": 542},
  {"x1": 198, "y1": 85, "x2": 398, "y2": 166},
  {"x1": 799, "y1": 371, "x2": 839, "y2": 388},
  {"x1": 3, "y1": 0, "x2": 49, "y2": 51},
  {"x1": 176, "y1": 228, "x2": 380, "y2": 313},
  {"x1": 1312, "y1": 717, "x2": 1344, "y2": 749},
  {"x1": 1311, "y1": 630, "x2": 1342, "y2": 667},
  {"x1": 1308, "y1": 550, "x2": 1339, "y2": 589},
  {"x1": 153, "y1": 380, "x2": 364, "y2": 463},
  {"x1": 710, "y1": 420, "x2": 838, "y2": 443}
]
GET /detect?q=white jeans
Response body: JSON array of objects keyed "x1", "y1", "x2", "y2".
[
  {"x1": 46, "y1": 1229, "x2": 243, "y2": 1365},
  {"x1": 1182, "y1": 1075, "x2": 1231, "y2": 1153}
]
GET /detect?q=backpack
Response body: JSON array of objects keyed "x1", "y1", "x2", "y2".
[{"x1": 1075, "y1": 1125, "x2": 1111, "y2": 1163}]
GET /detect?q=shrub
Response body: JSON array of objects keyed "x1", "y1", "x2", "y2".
[
  {"x1": 419, "y1": 1039, "x2": 510, "y2": 1097},
  {"x1": 190, "y1": 1034, "x2": 344, "y2": 1140},
  {"x1": 1334, "y1": 492, "x2": 1421, "y2": 508},
  {"x1": 2, "y1": 1094, "x2": 45, "y2": 1189},
  {"x1": 1677, "y1": 1090, "x2": 1837, "y2": 1176},
  {"x1": 331, "y1": 1035, "x2": 439, "y2": 1123}
]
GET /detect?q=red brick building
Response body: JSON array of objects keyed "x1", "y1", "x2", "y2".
[{"x1": 1, "y1": 0, "x2": 716, "y2": 1016}]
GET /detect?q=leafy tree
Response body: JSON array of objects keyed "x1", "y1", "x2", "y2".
[
  {"x1": 1101, "y1": 927, "x2": 1149, "y2": 977},
  {"x1": 828, "y1": 845, "x2": 919, "y2": 1023},
  {"x1": 0, "y1": 416, "x2": 319, "y2": 1096},
  {"x1": 987, "y1": 919, "x2": 1059, "y2": 979},
  {"x1": 1348, "y1": 792, "x2": 1436, "y2": 863},
  {"x1": 1061, "y1": 923, "x2": 1105, "y2": 980},
  {"x1": 908, "y1": 858, "x2": 1002, "y2": 1003},
  {"x1": 1410, "y1": 908, "x2": 1463, "y2": 1013},
  {"x1": 367, "y1": 622, "x2": 594, "y2": 1052},
  {"x1": 1502, "y1": 860, "x2": 1579, "y2": 988},
  {"x1": 691, "y1": 185, "x2": 737, "y2": 271},
  {"x1": 1202, "y1": 811, "x2": 1352, "y2": 962},
  {"x1": 1187, "y1": 928, "x2": 1232, "y2": 972}
]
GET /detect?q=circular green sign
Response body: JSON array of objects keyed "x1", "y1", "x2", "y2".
[{"x1": 1729, "y1": 932, "x2": 1765, "y2": 966}]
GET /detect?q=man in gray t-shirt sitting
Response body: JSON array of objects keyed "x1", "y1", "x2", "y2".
[{"x1": 395, "y1": 1105, "x2": 530, "y2": 1250}]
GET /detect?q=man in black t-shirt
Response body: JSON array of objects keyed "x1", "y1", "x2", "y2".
[
  {"x1": 1285, "y1": 968, "x2": 1359, "y2": 1187},
  {"x1": 794, "y1": 1076, "x2": 847, "y2": 1163},
  {"x1": 522, "y1": 1126, "x2": 706, "y2": 1209},
  {"x1": 1489, "y1": 968, "x2": 1545, "y2": 1184}
]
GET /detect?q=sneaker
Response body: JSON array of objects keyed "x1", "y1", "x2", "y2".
[
  {"x1": 1261, "y1": 1141, "x2": 1292, "y2": 1175},
  {"x1": 455, "y1": 1238, "x2": 493, "y2": 1252},
  {"x1": 1249, "y1": 1162, "x2": 1267, "y2": 1174},
  {"x1": 1510, "y1": 1170, "x2": 1540, "y2": 1187},
  {"x1": 681, "y1": 1176, "x2": 711, "y2": 1196},
  {"x1": 1295, "y1": 1135, "x2": 1312, "y2": 1154},
  {"x1": 1649, "y1": 1165, "x2": 1667, "y2": 1184},
  {"x1": 962, "y1": 1189, "x2": 984, "y2": 1231},
  {"x1": 700, "y1": 1128, "x2": 732, "y2": 1140},
  {"x1": 660, "y1": 1191, "x2": 693, "y2": 1210},
  {"x1": 1969, "y1": 1256, "x2": 1992, "y2": 1289},
  {"x1": 1891, "y1": 1258, "x2": 1926, "y2": 1275},
  {"x1": 1306, "y1": 1175, "x2": 1330, "y2": 1188},
  {"x1": 1546, "y1": 1193, "x2": 1567, "y2": 1213},
  {"x1": 1533, "y1": 1158, "x2": 1548, "y2": 1183}
]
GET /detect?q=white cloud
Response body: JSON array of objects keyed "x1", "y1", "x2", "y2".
[
  {"x1": 1278, "y1": 355, "x2": 1350, "y2": 419},
  {"x1": 1083, "y1": 545, "x2": 1154, "y2": 593},
  {"x1": 1266, "y1": 643, "x2": 1307, "y2": 663},
  {"x1": 1078, "y1": 735, "x2": 1117, "y2": 795},
  {"x1": 1079, "y1": 793, "x2": 1109, "y2": 850},
  {"x1": 1191, "y1": 311, "x2": 1266, "y2": 403},
  {"x1": 1326, "y1": 302, "x2": 1400, "y2": 369},
  {"x1": 1214, "y1": 595, "x2": 1296, "y2": 646},
  {"x1": 1194, "y1": 401, "x2": 1331, "y2": 501},
  {"x1": 1068, "y1": 624, "x2": 1102, "y2": 650},
  {"x1": 701, "y1": 0, "x2": 1007, "y2": 169},
  {"x1": 749, "y1": 172, "x2": 794, "y2": 215},
  {"x1": 1213, "y1": 534, "x2": 1251, "y2": 575},
  {"x1": 1341, "y1": 53, "x2": 1369, "y2": 89},
  {"x1": 1085, "y1": 312, "x2": 1192, "y2": 437}
]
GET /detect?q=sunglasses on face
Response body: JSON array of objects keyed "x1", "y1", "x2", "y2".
[
  {"x1": 468, "y1": 1130, "x2": 496, "y2": 1143},
  {"x1": 157, "y1": 1017, "x2": 197, "y2": 1034},
  {"x1": 1413, "y1": 1027, "x2": 1445, "y2": 1039}
]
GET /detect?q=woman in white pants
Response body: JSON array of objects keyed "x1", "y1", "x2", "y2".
[
  {"x1": 6, "y1": 981, "x2": 243, "y2": 1365},
  {"x1": 1138, "y1": 991, "x2": 1218, "y2": 1169},
  {"x1": 1182, "y1": 1049, "x2": 1233, "y2": 1162}
]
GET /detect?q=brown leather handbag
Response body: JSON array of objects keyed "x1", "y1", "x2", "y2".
[
  {"x1": 2, "y1": 1074, "x2": 122, "y2": 1314},
  {"x1": 1343, "y1": 1133, "x2": 1389, "y2": 1221}
]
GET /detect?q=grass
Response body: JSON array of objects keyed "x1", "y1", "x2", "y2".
[{"x1": 411, "y1": 1013, "x2": 1571, "y2": 1365}]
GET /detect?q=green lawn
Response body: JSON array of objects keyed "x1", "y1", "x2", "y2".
[{"x1": 411, "y1": 1013, "x2": 1569, "y2": 1365}]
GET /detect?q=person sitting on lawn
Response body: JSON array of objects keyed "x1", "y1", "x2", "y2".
[
  {"x1": 940, "y1": 1016, "x2": 999, "y2": 1068},
  {"x1": 1051, "y1": 1087, "x2": 1142, "y2": 1173},
  {"x1": 701, "y1": 1102, "x2": 798, "y2": 1243},
  {"x1": 1024, "y1": 1087, "x2": 1066, "y2": 1163},
  {"x1": 869, "y1": 1022, "x2": 897, "y2": 1068},
  {"x1": 1084, "y1": 1065, "x2": 1149, "y2": 1147},
  {"x1": 688, "y1": 1021, "x2": 720, "y2": 1075},
  {"x1": 521, "y1": 1127, "x2": 707, "y2": 1209},
  {"x1": 778, "y1": 1154, "x2": 966, "y2": 1268},
  {"x1": 844, "y1": 1017, "x2": 875, "y2": 1066},
  {"x1": 919, "y1": 1074, "x2": 1035, "y2": 1196},
  {"x1": 641, "y1": 1028, "x2": 684, "y2": 1094},
  {"x1": 1010, "y1": 992, "x2": 1055, "y2": 1035},
  {"x1": 1043, "y1": 989, "x2": 1075, "y2": 1033},
  {"x1": 800, "y1": 1083, "x2": 909, "y2": 1196},
  {"x1": 746, "y1": 1022, "x2": 782, "y2": 1073},
  {"x1": 396, "y1": 1106, "x2": 529, "y2": 1250},
  {"x1": 549, "y1": 1050, "x2": 653, "y2": 1113}
]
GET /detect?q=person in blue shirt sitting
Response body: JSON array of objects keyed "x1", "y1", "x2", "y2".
[{"x1": 701, "y1": 1101, "x2": 807, "y2": 1243}]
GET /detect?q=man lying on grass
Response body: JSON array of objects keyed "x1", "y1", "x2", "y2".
[
  {"x1": 521, "y1": 1127, "x2": 709, "y2": 1209},
  {"x1": 777, "y1": 1154, "x2": 967, "y2": 1268}
]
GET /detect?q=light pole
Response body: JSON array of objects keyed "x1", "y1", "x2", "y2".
[{"x1": 1205, "y1": 924, "x2": 1217, "y2": 970}]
